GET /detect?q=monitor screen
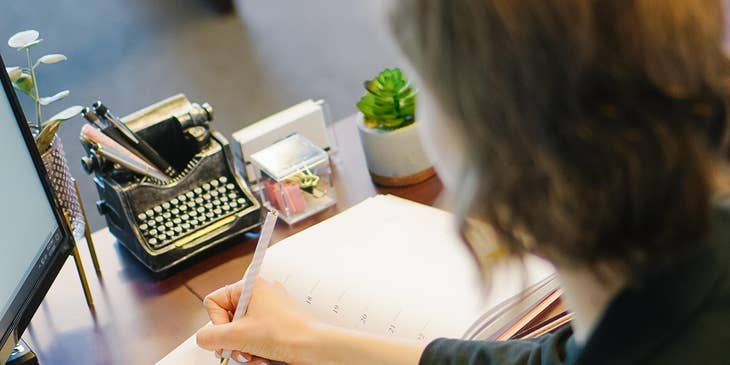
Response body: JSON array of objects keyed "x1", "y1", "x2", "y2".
[
  {"x1": 0, "y1": 84, "x2": 60, "y2": 324},
  {"x1": 0, "y1": 64, "x2": 66, "y2": 351}
]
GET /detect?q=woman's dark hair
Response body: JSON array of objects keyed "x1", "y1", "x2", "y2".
[{"x1": 392, "y1": 0, "x2": 730, "y2": 279}]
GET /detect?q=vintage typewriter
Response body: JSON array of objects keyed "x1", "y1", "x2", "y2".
[{"x1": 80, "y1": 94, "x2": 261, "y2": 276}]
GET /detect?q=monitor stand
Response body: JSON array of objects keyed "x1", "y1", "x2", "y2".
[{"x1": 6, "y1": 340, "x2": 37, "y2": 365}]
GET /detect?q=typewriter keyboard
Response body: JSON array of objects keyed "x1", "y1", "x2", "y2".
[{"x1": 135, "y1": 176, "x2": 251, "y2": 250}]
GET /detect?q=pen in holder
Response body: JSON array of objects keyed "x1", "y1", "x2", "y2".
[{"x1": 80, "y1": 94, "x2": 261, "y2": 276}]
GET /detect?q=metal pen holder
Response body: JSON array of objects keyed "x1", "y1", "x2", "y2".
[{"x1": 42, "y1": 135, "x2": 99, "y2": 308}]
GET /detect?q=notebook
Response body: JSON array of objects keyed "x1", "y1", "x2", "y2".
[{"x1": 157, "y1": 195, "x2": 558, "y2": 365}]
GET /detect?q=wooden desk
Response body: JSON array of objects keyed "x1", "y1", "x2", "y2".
[{"x1": 24, "y1": 115, "x2": 442, "y2": 365}]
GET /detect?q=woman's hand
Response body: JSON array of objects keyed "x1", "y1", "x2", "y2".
[
  {"x1": 197, "y1": 278, "x2": 425, "y2": 365},
  {"x1": 196, "y1": 278, "x2": 315, "y2": 365}
]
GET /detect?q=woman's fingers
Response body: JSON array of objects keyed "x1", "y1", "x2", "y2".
[
  {"x1": 231, "y1": 350, "x2": 252, "y2": 363},
  {"x1": 213, "y1": 349, "x2": 252, "y2": 363},
  {"x1": 197, "y1": 320, "x2": 252, "y2": 352},
  {"x1": 247, "y1": 356, "x2": 270, "y2": 365},
  {"x1": 204, "y1": 283, "x2": 243, "y2": 325},
  {"x1": 198, "y1": 278, "x2": 311, "y2": 365}
]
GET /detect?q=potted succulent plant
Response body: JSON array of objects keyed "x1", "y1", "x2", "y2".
[
  {"x1": 6, "y1": 30, "x2": 85, "y2": 237},
  {"x1": 356, "y1": 68, "x2": 434, "y2": 186}
]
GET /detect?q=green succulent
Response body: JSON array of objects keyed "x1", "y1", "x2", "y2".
[{"x1": 356, "y1": 68, "x2": 416, "y2": 131}]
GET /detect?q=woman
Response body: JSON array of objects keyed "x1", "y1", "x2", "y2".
[{"x1": 197, "y1": 1, "x2": 730, "y2": 364}]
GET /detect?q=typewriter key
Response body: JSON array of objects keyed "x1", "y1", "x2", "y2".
[
  {"x1": 181, "y1": 214, "x2": 190, "y2": 221},
  {"x1": 139, "y1": 223, "x2": 149, "y2": 231},
  {"x1": 155, "y1": 216, "x2": 164, "y2": 223},
  {"x1": 204, "y1": 203, "x2": 213, "y2": 210},
  {"x1": 226, "y1": 183, "x2": 235, "y2": 190},
  {"x1": 206, "y1": 212, "x2": 215, "y2": 219},
  {"x1": 189, "y1": 211, "x2": 198, "y2": 217},
  {"x1": 220, "y1": 196, "x2": 229, "y2": 203},
  {"x1": 203, "y1": 183, "x2": 212, "y2": 191},
  {"x1": 171, "y1": 198, "x2": 179, "y2": 206},
  {"x1": 187, "y1": 201, "x2": 196, "y2": 209},
  {"x1": 194, "y1": 187, "x2": 203, "y2": 195},
  {"x1": 138, "y1": 213, "x2": 147, "y2": 221},
  {"x1": 213, "y1": 200, "x2": 221, "y2": 206},
  {"x1": 197, "y1": 207, "x2": 206, "y2": 214},
  {"x1": 199, "y1": 215, "x2": 208, "y2": 222},
  {"x1": 148, "y1": 238, "x2": 158, "y2": 246},
  {"x1": 230, "y1": 201, "x2": 238, "y2": 209},
  {"x1": 219, "y1": 176, "x2": 228, "y2": 184},
  {"x1": 182, "y1": 223, "x2": 191, "y2": 230},
  {"x1": 211, "y1": 180, "x2": 220, "y2": 188},
  {"x1": 237, "y1": 198, "x2": 246, "y2": 205},
  {"x1": 222, "y1": 204, "x2": 231, "y2": 211},
  {"x1": 190, "y1": 219, "x2": 199, "y2": 226},
  {"x1": 195, "y1": 197, "x2": 204, "y2": 205},
  {"x1": 203, "y1": 193, "x2": 212, "y2": 201},
  {"x1": 146, "y1": 209, "x2": 154, "y2": 217},
  {"x1": 211, "y1": 191, "x2": 219, "y2": 198},
  {"x1": 178, "y1": 194, "x2": 187, "y2": 202},
  {"x1": 173, "y1": 226, "x2": 183, "y2": 234},
  {"x1": 159, "y1": 234, "x2": 167, "y2": 241},
  {"x1": 163, "y1": 212, "x2": 172, "y2": 219},
  {"x1": 162, "y1": 202, "x2": 171, "y2": 210},
  {"x1": 171, "y1": 208, "x2": 180, "y2": 215},
  {"x1": 228, "y1": 192, "x2": 238, "y2": 199},
  {"x1": 186, "y1": 191, "x2": 195, "y2": 199},
  {"x1": 154, "y1": 206, "x2": 163, "y2": 213},
  {"x1": 213, "y1": 208, "x2": 222, "y2": 215},
  {"x1": 165, "y1": 221, "x2": 174, "y2": 228},
  {"x1": 147, "y1": 219, "x2": 156, "y2": 227},
  {"x1": 179, "y1": 205, "x2": 188, "y2": 212},
  {"x1": 173, "y1": 218, "x2": 182, "y2": 225},
  {"x1": 149, "y1": 229, "x2": 158, "y2": 236},
  {"x1": 218, "y1": 187, "x2": 227, "y2": 194}
]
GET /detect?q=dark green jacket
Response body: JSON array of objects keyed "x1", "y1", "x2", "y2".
[{"x1": 421, "y1": 201, "x2": 730, "y2": 365}]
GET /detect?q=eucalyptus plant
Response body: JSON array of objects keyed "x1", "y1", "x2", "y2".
[
  {"x1": 5, "y1": 30, "x2": 82, "y2": 153},
  {"x1": 356, "y1": 68, "x2": 417, "y2": 131}
]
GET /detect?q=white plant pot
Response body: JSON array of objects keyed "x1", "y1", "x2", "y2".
[{"x1": 356, "y1": 113, "x2": 435, "y2": 187}]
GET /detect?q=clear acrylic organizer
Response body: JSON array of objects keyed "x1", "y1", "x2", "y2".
[{"x1": 251, "y1": 134, "x2": 336, "y2": 225}]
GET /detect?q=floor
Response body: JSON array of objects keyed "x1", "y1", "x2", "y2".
[{"x1": 1, "y1": 0, "x2": 404, "y2": 231}]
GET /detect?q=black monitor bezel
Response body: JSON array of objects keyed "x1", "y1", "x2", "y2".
[{"x1": 0, "y1": 52, "x2": 73, "y2": 356}]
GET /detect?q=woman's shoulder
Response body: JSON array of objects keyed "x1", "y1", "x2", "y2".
[
  {"x1": 572, "y1": 200, "x2": 730, "y2": 365},
  {"x1": 420, "y1": 326, "x2": 573, "y2": 365}
]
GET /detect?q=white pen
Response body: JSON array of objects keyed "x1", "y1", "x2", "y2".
[{"x1": 222, "y1": 211, "x2": 278, "y2": 365}]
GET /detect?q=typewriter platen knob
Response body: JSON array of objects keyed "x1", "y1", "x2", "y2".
[
  {"x1": 177, "y1": 102, "x2": 214, "y2": 129},
  {"x1": 201, "y1": 102, "x2": 213, "y2": 121},
  {"x1": 81, "y1": 155, "x2": 98, "y2": 174}
]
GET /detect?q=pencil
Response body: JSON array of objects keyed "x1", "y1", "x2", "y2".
[{"x1": 221, "y1": 211, "x2": 278, "y2": 364}]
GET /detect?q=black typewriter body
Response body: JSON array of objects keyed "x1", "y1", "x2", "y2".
[{"x1": 83, "y1": 95, "x2": 261, "y2": 276}]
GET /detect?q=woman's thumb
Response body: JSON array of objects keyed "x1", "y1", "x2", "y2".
[{"x1": 196, "y1": 320, "x2": 253, "y2": 352}]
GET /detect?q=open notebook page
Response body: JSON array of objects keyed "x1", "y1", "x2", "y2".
[
  {"x1": 258, "y1": 195, "x2": 554, "y2": 340},
  {"x1": 157, "y1": 195, "x2": 554, "y2": 364}
]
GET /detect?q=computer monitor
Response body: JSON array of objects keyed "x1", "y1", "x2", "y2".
[{"x1": 0, "y1": 53, "x2": 74, "y2": 363}]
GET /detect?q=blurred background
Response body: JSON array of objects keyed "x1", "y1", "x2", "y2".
[{"x1": 0, "y1": 0, "x2": 404, "y2": 231}]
